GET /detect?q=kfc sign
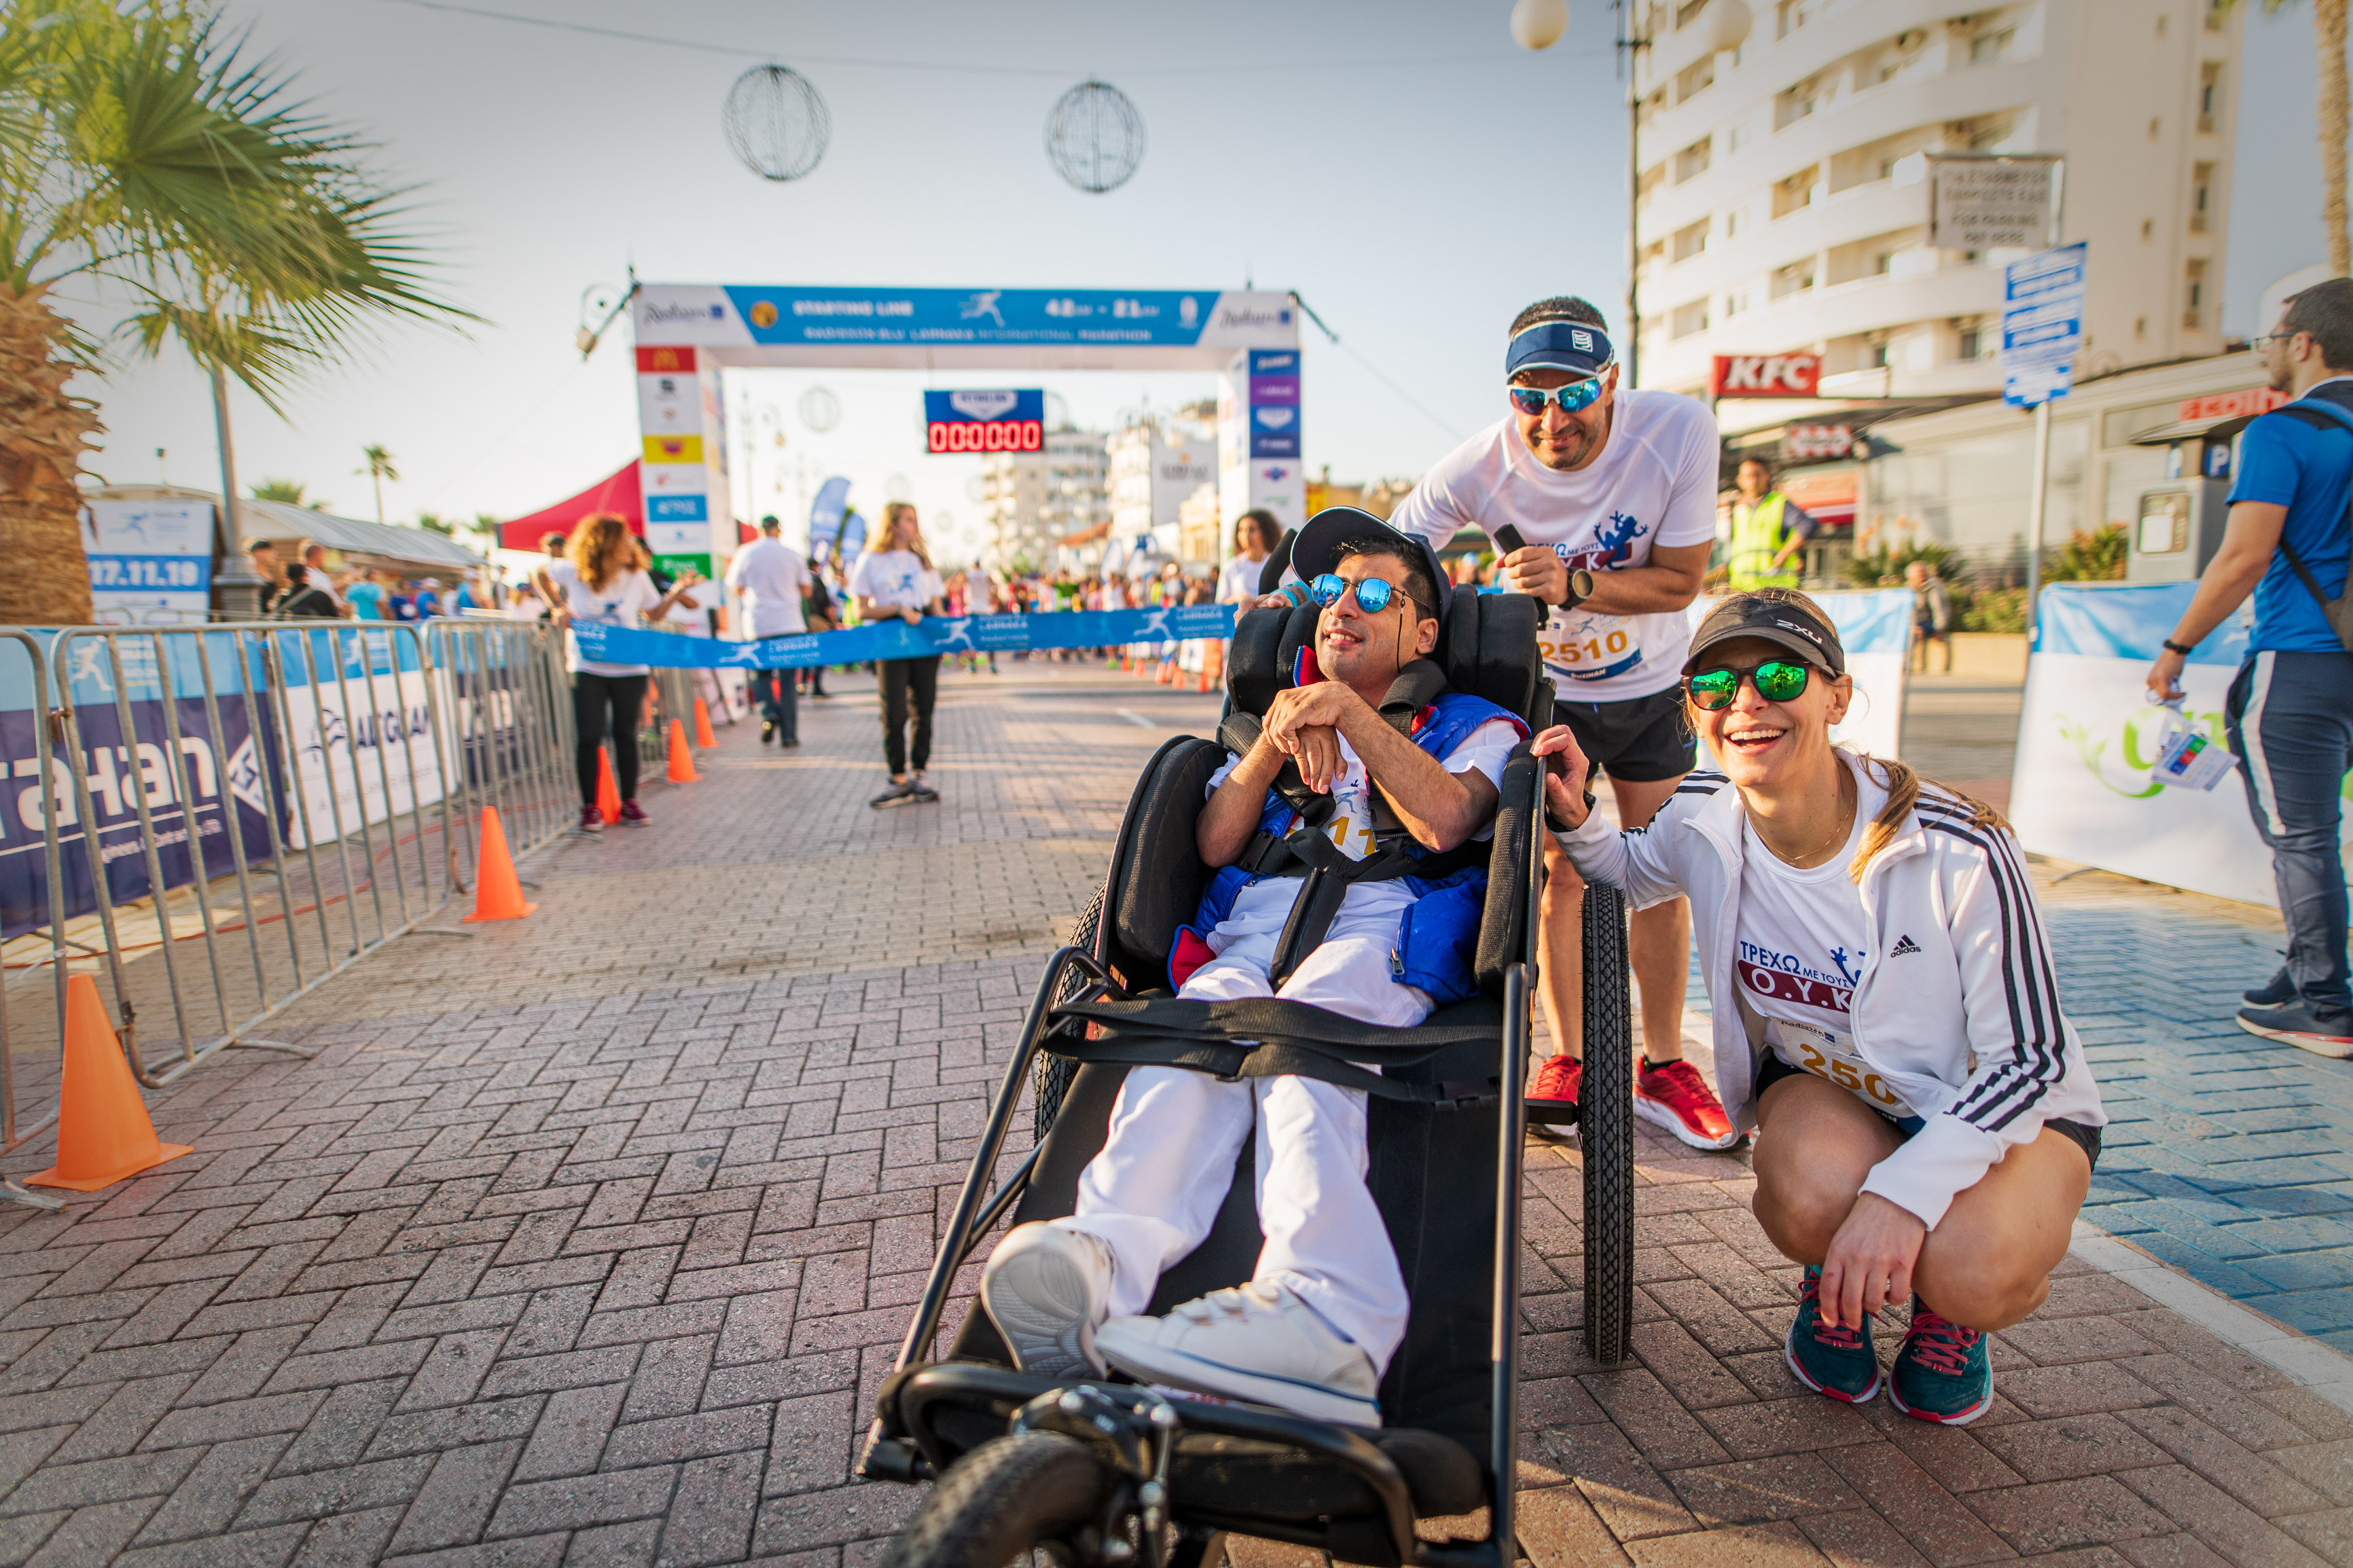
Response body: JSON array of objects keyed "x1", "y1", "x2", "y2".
[{"x1": 1712, "y1": 354, "x2": 1822, "y2": 398}]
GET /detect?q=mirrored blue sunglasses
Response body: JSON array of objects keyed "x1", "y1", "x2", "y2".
[
  {"x1": 1308, "y1": 573, "x2": 1404, "y2": 615},
  {"x1": 1507, "y1": 377, "x2": 1605, "y2": 417}
]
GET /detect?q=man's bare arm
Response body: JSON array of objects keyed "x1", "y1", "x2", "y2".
[
  {"x1": 1196, "y1": 737, "x2": 1290, "y2": 867},
  {"x1": 1333, "y1": 708, "x2": 1497, "y2": 852}
]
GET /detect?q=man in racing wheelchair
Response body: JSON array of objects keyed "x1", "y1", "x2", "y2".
[{"x1": 978, "y1": 509, "x2": 1528, "y2": 1427}]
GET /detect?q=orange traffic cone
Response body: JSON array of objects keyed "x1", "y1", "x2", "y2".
[
  {"x1": 596, "y1": 746, "x2": 622, "y2": 824},
  {"x1": 463, "y1": 806, "x2": 537, "y2": 923},
  {"x1": 666, "y1": 718, "x2": 700, "y2": 783},
  {"x1": 693, "y1": 697, "x2": 717, "y2": 748},
  {"x1": 26, "y1": 976, "x2": 191, "y2": 1191}
]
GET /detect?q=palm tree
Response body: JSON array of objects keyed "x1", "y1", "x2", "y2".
[
  {"x1": 0, "y1": 1, "x2": 471, "y2": 624},
  {"x1": 2234, "y1": 0, "x2": 2350, "y2": 275},
  {"x1": 358, "y1": 443, "x2": 397, "y2": 523},
  {"x1": 249, "y1": 477, "x2": 323, "y2": 508}
]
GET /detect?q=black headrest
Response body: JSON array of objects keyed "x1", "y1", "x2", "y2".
[{"x1": 1225, "y1": 587, "x2": 1546, "y2": 729}]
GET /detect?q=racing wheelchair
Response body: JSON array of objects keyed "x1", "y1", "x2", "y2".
[{"x1": 859, "y1": 585, "x2": 1637, "y2": 1568}]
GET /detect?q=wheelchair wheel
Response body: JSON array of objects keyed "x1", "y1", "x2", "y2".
[
  {"x1": 1034, "y1": 884, "x2": 1104, "y2": 1142},
  {"x1": 880, "y1": 1432, "x2": 1113, "y2": 1568},
  {"x1": 1580, "y1": 882, "x2": 1636, "y2": 1365}
]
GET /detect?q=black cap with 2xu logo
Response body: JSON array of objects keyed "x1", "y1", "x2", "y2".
[{"x1": 1683, "y1": 596, "x2": 1846, "y2": 677}]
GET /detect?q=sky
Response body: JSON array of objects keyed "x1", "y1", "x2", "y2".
[{"x1": 56, "y1": 0, "x2": 2337, "y2": 570}]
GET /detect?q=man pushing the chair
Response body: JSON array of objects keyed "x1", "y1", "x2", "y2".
[{"x1": 981, "y1": 509, "x2": 1527, "y2": 1427}]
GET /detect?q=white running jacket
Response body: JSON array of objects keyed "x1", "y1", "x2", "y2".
[{"x1": 1560, "y1": 754, "x2": 2106, "y2": 1228}]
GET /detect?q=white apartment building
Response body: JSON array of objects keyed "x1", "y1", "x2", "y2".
[
  {"x1": 1107, "y1": 407, "x2": 1217, "y2": 563},
  {"x1": 1634, "y1": 0, "x2": 2243, "y2": 406},
  {"x1": 980, "y1": 427, "x2": 1110, "y2": 571}
]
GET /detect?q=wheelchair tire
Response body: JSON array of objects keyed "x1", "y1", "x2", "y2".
[
  {"x1": 1034, "y1": 885, "x2": 1104, "y2": 1142},
  {"x1": 1580, "y1": 881, "x2": 1636, "y2": 1366},
  {"x1": 880, "y1": 1431, "x2": 1113, "y2": 1568}
]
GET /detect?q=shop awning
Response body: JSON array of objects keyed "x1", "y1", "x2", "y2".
[
  {"x1": 496, "y1": 463, "x2": 643, "y2": 551},
  {"x1": 1058, "y1": 520, "x2": 1113, "y2": 548},
  {"x1": 236, "y1": 497, "x2": 485, "y2": 571}
]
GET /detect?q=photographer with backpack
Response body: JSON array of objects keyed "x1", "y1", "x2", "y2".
[{"x1": 2147, "y1": 278, "x2": 2353, "y2": 1058}]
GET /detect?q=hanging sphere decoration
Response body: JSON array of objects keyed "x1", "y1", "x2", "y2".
[
  {"x1": 1045, "y1": 79, "x2": 1145, "y2": 194},
  {"x1": 797, "y1": 386, "x2": 842, "y2": 433},
  {"x1": 723, "y1": 64, "x2": 831, "y2": 182}
]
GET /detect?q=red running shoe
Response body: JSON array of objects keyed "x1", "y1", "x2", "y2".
[
  {"x1": 1634, "y1": 1058, "x2": 1740, "y2": 1150},
  {"x1": 1528, "y1": 1055, "x2": 1581, "y2": 1108},
  {"x1": 617, "y1": 799, "x2": 650, "y2": 826}
]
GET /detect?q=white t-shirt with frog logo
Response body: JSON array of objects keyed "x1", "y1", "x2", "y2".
[
  {"x1": 1736, "y1": 765, "x2": 1918, "y2": 1120},
  {"x1": 1388, "y1": 388, "x2": 1720, "y2": 703},
  {"x1": 1203, "y1": 718, "x2": 1521, "y2": 945}
]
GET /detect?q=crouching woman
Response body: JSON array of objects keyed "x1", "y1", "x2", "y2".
[{"x1": 1536, "y1": 589, "x2": 2105, "y2": 1425}]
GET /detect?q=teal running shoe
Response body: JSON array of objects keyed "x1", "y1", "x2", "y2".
[
  {"x1": 1888, "y1": 1298, "x2": 1994, "y2": 1425},
  {"x1": 1784, "y1": 1265, "x2": 1881, "y2": 1404}
]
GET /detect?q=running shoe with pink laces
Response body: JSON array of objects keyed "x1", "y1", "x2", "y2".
[
  {"x1": 1784, "y1": 1264, "x2": 1881, "y2": 1404},
  {"x1": 1888, "y1": 1298, "x2": 1994, "y2": 1424},
  {"x1": 1634, "y1": 1057, "x2": 1740, "y2": 1149}
]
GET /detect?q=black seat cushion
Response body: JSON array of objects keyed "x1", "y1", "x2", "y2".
[
  {"x1": 1109, "y1": 738, "x2": 1223, "y2": 972},
  {"x1": 953, "y1": 998, "x2": 1503, "y2": 1459}
]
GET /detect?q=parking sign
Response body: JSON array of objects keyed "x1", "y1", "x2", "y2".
[{"x1": 2000, "y1": 243, "x2": 2086, "y2": 408}]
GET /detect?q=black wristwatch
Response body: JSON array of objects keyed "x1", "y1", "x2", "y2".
[
  {"x1": 1547, "y1": 786, "x2": 1597, "y2": 836},
  {"x1": 2161, "y1": 638, "x2": 2195, "y2": 656}
]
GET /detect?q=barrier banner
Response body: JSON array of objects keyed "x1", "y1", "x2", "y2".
[
  {"x1": 2007, "y1": 583, "x2": 2344, "y2": 907},
  {"x1": 569, "y1": 602, "x2": 1238, "y2": 671},
  {"x1": 265, "y1": 626, "x2": 446, "y2": 850},
  {"x1": 1685, "y1": 589, "x2": 1911, "y2": 763},
  {"x1": 1, "y1": 633, "x2": 281, "y2": 941}
]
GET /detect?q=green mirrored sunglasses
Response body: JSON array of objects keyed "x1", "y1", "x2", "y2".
[{"x1": 1687, "y1": 659, "x2": 1812, "y2": 710}]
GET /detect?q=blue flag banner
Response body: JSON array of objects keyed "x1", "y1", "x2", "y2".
[
  {"x1": 2034, "y1": 582, "x2": 2248, "y2": 666},
  {"x1": 569, "y1": 602, "x2": 1238, "y2": 671}
]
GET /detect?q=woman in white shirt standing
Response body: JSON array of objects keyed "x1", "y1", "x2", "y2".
[
  {"x1": 1536, "y1": 590, "x2": 2105, "y2": 1427},
  {"x1": 1215, "y1": 509, "x2": 1282, "y2": 608},
  {"x1": 543, "y1": 513, "x2": 702, "y2": 831},
  {"x1": 847, "y1": 502, "x2": 947, "y2": 808}
]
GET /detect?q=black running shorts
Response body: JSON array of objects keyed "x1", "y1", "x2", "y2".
[
  {"x1": 1553, "y1": 684, "x2": 1696, "y2": 784},
  {"x1": 1755, "y1": 1052, "x2": 2102, "y2": 1169}
]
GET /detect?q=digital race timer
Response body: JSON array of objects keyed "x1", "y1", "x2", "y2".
[{"x1": 922, "y1": 389, "x2": 1045, "y2": 455}]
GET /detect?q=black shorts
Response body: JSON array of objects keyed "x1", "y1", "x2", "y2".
[
  {"x1": 1755, "y1": 1052, "x2": 2101, "y2": 1169},
  {"x1": 1554, "y1": 684, "x2": 1696, "y2": 784}
]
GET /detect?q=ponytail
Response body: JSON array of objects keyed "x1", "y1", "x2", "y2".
[{"x1": 1847, "y1": 752, "x2": 2007, "y2": 882}]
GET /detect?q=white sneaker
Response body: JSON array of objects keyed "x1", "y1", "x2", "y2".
[
  {"x1": 980, "y1": 1223, "x2": 1111, "y2": 1378},
  {"x1": 1095, "y1": 1281, "x2": 1382, "y2": 1427}
]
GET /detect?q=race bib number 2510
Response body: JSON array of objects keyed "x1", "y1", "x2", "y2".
[{"x1": 1541, "y1": 609, "x2": 1643, "y2": 682}]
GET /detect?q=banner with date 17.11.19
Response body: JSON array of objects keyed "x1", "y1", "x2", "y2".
[
  {"x1": 0, "y1": 632, "x2": 283, "y2": 943},
  {"x1": 566, "y1": 602, "x2": 1238, "y2": 672}
]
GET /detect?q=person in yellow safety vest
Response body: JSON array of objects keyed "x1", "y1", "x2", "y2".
[{"x1": 1727, "y1": 456, "x2": 1822, "y2": 591}]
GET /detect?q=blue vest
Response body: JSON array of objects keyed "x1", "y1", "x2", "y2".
[{"x1": 1176, "y1": 685, "x2": 1528, "y2": 1005}]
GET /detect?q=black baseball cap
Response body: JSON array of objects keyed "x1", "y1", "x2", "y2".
[
  {"x1": 1291, "y1": 507, "x2": 1450, "y2": 628},
  {"x1": 1684, "y1": 595, "x2": 1845, "y2": 676}
]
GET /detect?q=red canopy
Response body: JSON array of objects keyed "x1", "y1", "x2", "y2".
[{"x1": 497, "y1": 463, "x2": 642, "y2": 551}]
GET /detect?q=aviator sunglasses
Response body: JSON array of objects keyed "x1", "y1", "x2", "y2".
[
  {"x1": 1687, "y1": 659, "x2": 1815, "y2": 710},
  {"x1": 1308, "y1": 573, "x2": 1421, "y2": 617},
  {"x1": 1507, "y1": 376, "x2": 1606, "y2": 418}
]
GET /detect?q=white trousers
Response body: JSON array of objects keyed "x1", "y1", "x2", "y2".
[{"x1": 1056, "y1": 900, "x2": 1429, "y2": 1370}]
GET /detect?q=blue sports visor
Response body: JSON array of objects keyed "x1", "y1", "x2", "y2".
[{"x1": 1506, "y1": 321, "x2": 1615, "y2": 381}]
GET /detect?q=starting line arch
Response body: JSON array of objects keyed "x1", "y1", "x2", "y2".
[{"x1": 630, "y1": 284, "x2": 1306, "y2": 577}]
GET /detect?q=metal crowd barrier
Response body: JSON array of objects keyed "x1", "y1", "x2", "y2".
[{"x1": 0, "y1": 621, "x2": 581, "y2": 1159}]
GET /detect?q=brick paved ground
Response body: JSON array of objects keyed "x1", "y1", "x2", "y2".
[{"x1": 0, "y1": 663, "x2": 2335, "y2": 1567}]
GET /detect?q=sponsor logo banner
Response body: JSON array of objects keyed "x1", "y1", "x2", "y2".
[
  {"x1": 643, "y1": 435, "x2": 704, "y2": 466},
  {"x1": 631, "y1": 287, "x2": 1296, "y2": 349},
  {"x1": 647, "y1": 495, "x2": 708, "y2": 523},
  {"x1": 570, "y1": 603, "x2": 1236, "y2": 672}
]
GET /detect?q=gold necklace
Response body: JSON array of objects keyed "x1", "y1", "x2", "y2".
[{"x1": 1769, "y1": 767, "x2": 1856, "y2": 869}]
